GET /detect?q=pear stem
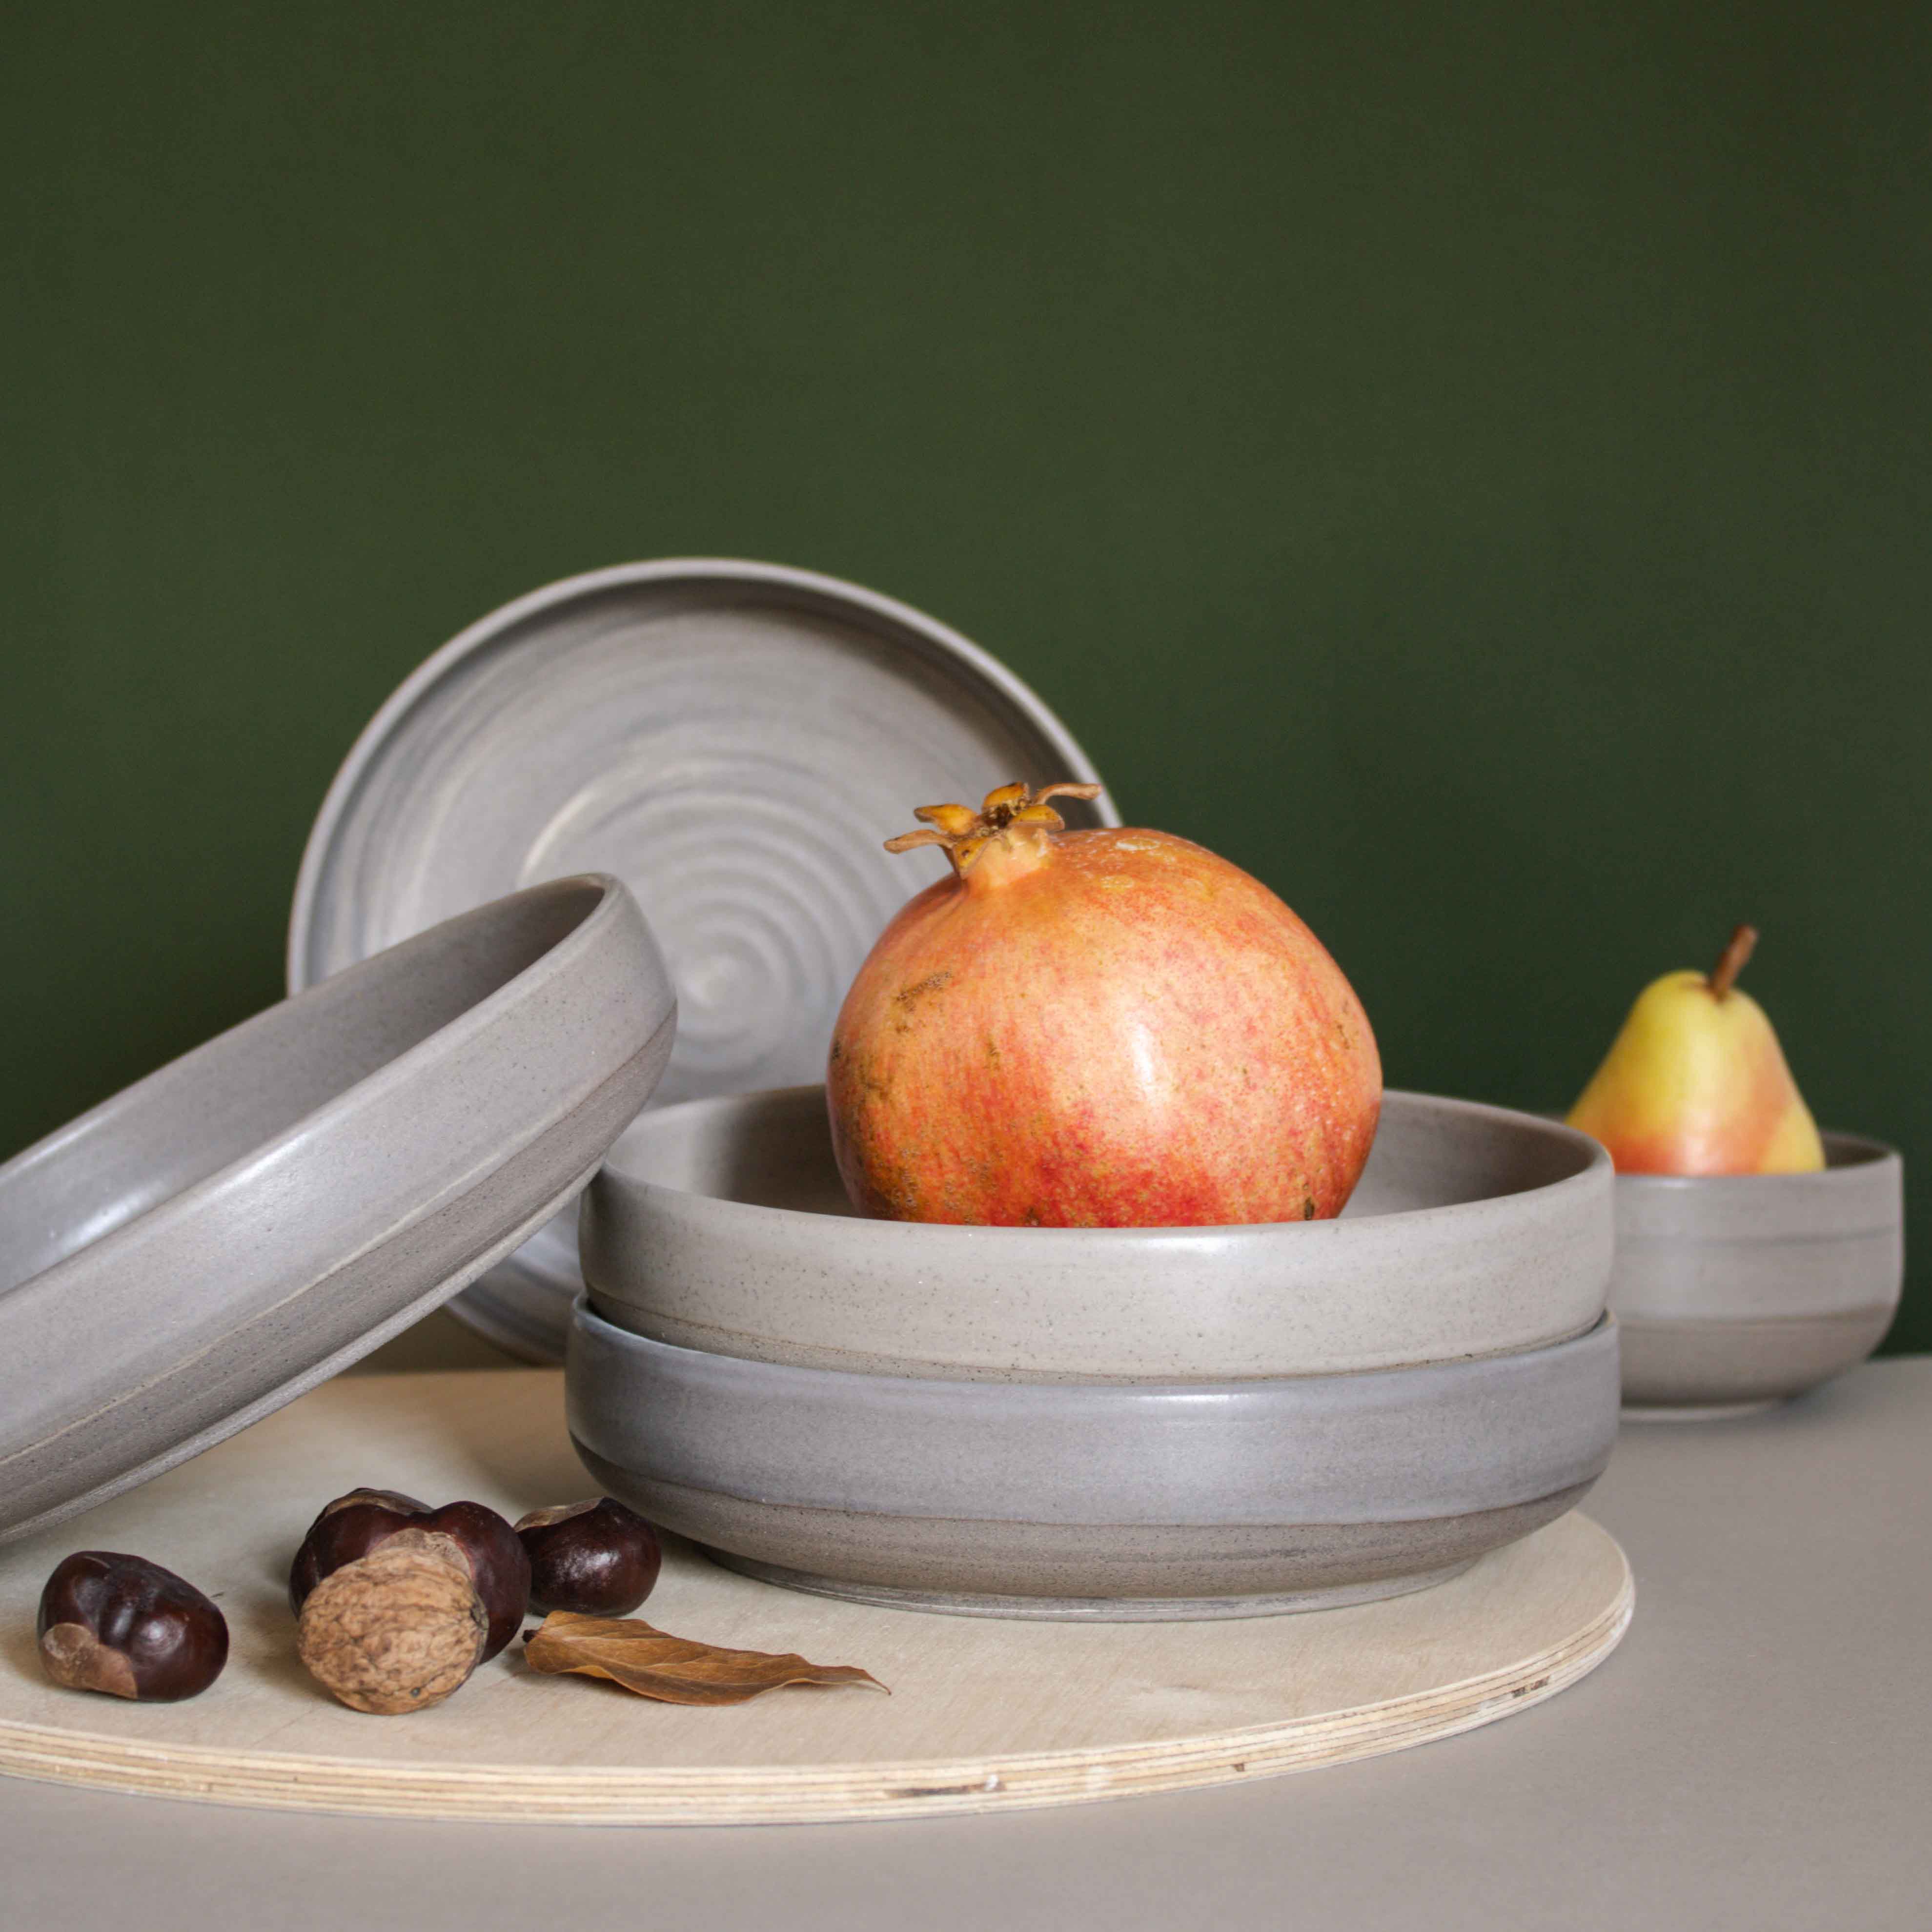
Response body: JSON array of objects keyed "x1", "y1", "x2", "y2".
[{"x1": 1708, "y1": 924, "x2": 1758, "y2": 1000}]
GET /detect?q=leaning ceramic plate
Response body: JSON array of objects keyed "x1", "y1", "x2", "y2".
[
  {"x1": 289, "y1": 560, "x2": 1117, "y2": 1361},
  {"x1": 0, "y1": 877, "x2": 673, "y2": 1545}
]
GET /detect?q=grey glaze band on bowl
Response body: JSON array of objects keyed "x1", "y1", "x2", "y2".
[
  {"x1": 567, "y1": 1304, "x2": 1620, "y2": 1526},
  {"x1": 1608, "y1": 1133, "x2": 1903, "y2": 1412},
  {"x1": 566, "y1": 1305, "x2": 1620, "y2": 1618},
  {"x1": 582, "y1": 1086, "x2": 1614, "y2": 1381},
  {"x1": 0, "y1": 876, "x2": 674, "y2": 1546}
]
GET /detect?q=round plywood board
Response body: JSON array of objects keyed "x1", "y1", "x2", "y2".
[{"x1": 0, "y1": 1370, "x2": 1632, "y2": 1826}]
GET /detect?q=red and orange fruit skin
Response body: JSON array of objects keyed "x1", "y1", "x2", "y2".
[
  {"x1": 1565, "y1": 966, "x2": 1825, "y2": 1177},
  {"x1": 828, "y1": 826, "x2": 1381, "y2": 1228}
]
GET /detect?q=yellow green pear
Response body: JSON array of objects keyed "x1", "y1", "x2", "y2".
[{"x1": 1566, "y1": 925, "x2": 1825, "y2": 1176}]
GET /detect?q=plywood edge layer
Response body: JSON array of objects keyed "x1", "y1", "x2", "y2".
[{"x1": 0, "y1": 1543, "x2": 1633, "y2": 1826}]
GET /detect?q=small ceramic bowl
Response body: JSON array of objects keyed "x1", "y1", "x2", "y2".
[
  {"x1": 579, "y1": 1085, "x2": 1613, "y2": 1382},
  {"x1": 1609, "y1": 1133, "x2": 1904, "y2": 1419},
  {"x1": 566, "y1": 1302, "x2": 1621, "y2": 1620},
  {"x1": 0, "y1": 876, "x2": 674, "y2": 1545}
]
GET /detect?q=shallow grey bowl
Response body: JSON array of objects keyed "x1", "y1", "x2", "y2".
[
  {"x1": 566, "y1": 1302, "x2": 1621, "y2": 1620},
  {"x1": 580, "y1": 1086, "x2": 1612, "y2": 1382},
  {"x1": 0, "y1": 876, "x2": 674, "y2": 1545},
  {"x1": 1610, "y1": 1134, "x2": 1904, "y2": 1419}
]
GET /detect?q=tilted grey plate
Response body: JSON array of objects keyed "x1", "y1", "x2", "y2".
[
  {"x1": 1608, "y1": 1132, "x2": 1903, "y2": 1417},
  {"x1": 0, "y1": 877, "x2": 674, "y2": 1546},
  {"x1": 566, "y1": 1302, "x2": 1621, "y2": 1620},
  {"x1": 288, "y1": 560, "x2": 1116, "y2": 1361}
]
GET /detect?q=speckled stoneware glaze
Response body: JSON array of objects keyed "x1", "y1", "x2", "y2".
[
  {"x1": 1610, "y1": 1132, "x2": 1903, "y2": 1419},
  {"x1": 580, "y1": 1085, "x2": 1613, "y2": 1381},
  {"x1": 0, "y1": 877, "x2": 673, "y2": 1546},
  {"x1": 288, "y1": 559, "x2": 1115, "y2": 1362},
  {"x1": 566, "y1": 1304, "x2": 1621, "y2": 1619}
]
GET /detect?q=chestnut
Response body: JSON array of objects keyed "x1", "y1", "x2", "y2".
[
  {"x1": 286, "y1": 1488, "x2": 428, "y2": 1615},
  {"x1": 515, "y1": 1498, "x2": 662, "y2": 1616},
  {"x1": 38, "y1": 1551, "x2": 228, "y2": 1702},
  {"x1": 289, "y1": 1489, "x2": 529, "y2": 1660}
]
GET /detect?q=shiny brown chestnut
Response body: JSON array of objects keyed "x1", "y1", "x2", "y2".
[
  {"x1": 515, "y1": 1498, "x2": 662, "y2": 1616},
  {"x1": 38, "y1": 1551, "x2": 228, "y2": 1702},
  {"x1": 289, "y1": 1489, "x2": 530, "y2": 1660},
  {"x1": 286, "y1": 1488, "x2": 428, "y2": 1614}
]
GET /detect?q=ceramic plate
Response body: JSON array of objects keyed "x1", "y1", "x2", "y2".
[{"x1": 288, "y1": 560, "x2": 1116, "y2": 1360}]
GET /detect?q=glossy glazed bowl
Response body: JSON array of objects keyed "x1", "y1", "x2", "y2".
[
  {"x1": 567, "y1": 1302, "x2": 1621, "y2": 1620},
  {"x1": 0, "y1": 876, "x2": 674, "y2": 1545},
  {"x1": 1609, "y1": 1133, "x2": 1903, "y2": 1419},
  {"x1": 580, "y1": 1086, "x2": 1613, "y2": 1382}
]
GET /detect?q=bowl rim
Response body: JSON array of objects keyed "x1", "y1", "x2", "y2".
[
  {"x1": 570, "y1": 1295, "x2": 1620, "y2": 1402},
  {"x1": 1607, "y1": 1129, "x2": 1901, "y2": 1194},
  {"x1": 0, "y1": 873, "x2": 642, "y2": 1302},
  {"x1": 590, "y1": 1082, "x2": 1612, "y2": 1245}
]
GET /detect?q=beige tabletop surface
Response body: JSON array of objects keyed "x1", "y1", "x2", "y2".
[{"x1": 3, "y1": 1348, "x2": 1926, "y2": 1932}]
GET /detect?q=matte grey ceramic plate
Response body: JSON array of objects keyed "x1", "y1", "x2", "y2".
[
  {"x1": 1608, "y1": 1133, "x2": 1903, "y2": 1418},
  {"x1": 583, "y1": 1085, "x2": 1612, "y2": 1381},
  {"x1": 0, "y1": 876, "x2": 673, "y2": 1546},
  {"x1": 288, "y1": 560, "x2": 1115, "y2": 1361},
  {"x1": 566, "y1": 1303, "x2": 1621, "y2": 1620}
]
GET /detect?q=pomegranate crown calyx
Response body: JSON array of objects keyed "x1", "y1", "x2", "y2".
[{"x1": 883, "y1": 780, "x2": 1102, "y2": 878}]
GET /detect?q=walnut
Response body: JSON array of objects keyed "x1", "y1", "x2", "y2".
[{"x1": 294, "y1": 1528, "x2": 488, "y2": 1715}]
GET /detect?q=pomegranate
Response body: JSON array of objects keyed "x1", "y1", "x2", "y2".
[{"x1": 827, "y1": 781, "x2": 1381, "y2": 1226}]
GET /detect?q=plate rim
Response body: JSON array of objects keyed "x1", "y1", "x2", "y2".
[{"x1": 287, "y1": 555, "x2": 1119, "y2": 993}]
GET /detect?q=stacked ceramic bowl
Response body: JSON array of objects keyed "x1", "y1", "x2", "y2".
[
  {"x1": 1608, "y1": 1136, "x2": 1904, "y2": 1419},
  {"x1": 571, "y1": 1085, "x2": 1622, "y2": 1620}
]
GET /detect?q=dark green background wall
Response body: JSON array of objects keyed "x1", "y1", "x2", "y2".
[{"x1": 5, "y1": 4, "x2": 1926, "y2": 1349}]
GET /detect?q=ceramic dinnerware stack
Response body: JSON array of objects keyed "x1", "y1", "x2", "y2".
[
  {"x1": 275, "y1": 557, "x2": 1626, "y2": 1622},
  {"x1": 571, "y1": 1084, "x2": 1624, "y2": 1620}
]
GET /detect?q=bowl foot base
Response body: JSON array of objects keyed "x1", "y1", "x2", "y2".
[
  {"x1": 698, "y1": 1548, "x2": 1480, "y2": 1622},
  {"x1": 1621, "y1": 1398, "x2": 1783, "y2": 1423}
]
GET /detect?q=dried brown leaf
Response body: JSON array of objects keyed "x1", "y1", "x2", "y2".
[{"x1": 522, "y1": 1611, "x2": 888, "y2": 1705}]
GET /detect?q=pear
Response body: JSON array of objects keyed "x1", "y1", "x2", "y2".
[{"x1": 1566, "y1": 925, "x2": 1825, "y2": 1176}]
